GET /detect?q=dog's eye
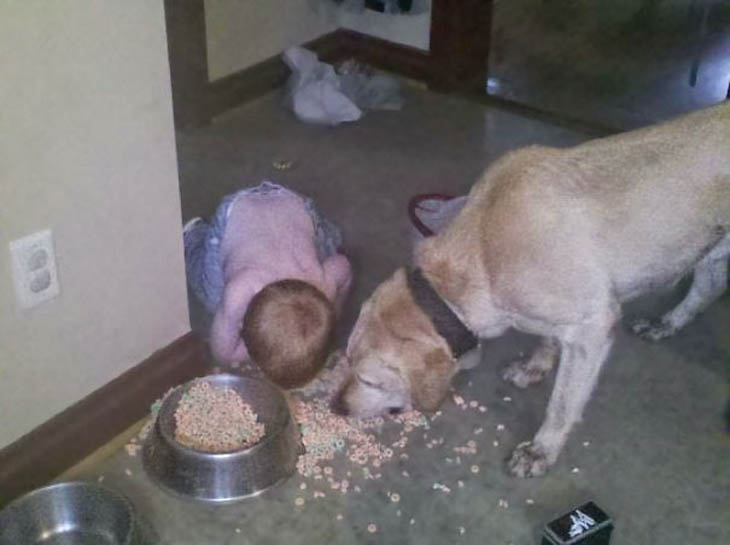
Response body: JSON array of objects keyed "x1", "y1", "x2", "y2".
[{"x1": 356, "y1": 374, "x2": 381, "y2": 389}]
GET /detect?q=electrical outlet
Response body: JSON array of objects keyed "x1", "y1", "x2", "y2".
[{"x1": 10, "y1": 229, "x2": 60, "y2": 309}]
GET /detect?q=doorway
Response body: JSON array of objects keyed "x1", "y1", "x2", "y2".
[{"x1": 486, "y1": 0, "x2": 730, "y2": 130}]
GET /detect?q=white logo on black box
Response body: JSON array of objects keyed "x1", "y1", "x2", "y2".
[{"x1": 569, "y1": 509, "x2": 596, "y2": 538}]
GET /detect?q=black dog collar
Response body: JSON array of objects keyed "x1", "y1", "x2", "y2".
[{"x1": 406, "y1": 268, "x2": 478, "y2": 359}]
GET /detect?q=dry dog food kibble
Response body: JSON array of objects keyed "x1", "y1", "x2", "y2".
[{"x1": 173, "y1": 381, "x2": 265, "y2": 452}]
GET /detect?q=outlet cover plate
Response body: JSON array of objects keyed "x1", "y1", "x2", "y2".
[{"x1": 10, "y1": 229, "x2": 60, "y2": 309}]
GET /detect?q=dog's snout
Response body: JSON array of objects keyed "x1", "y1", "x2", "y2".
[
  {"x1": 329, "y1": 392, "x2": 349, "y2": 416},
  {"x1": 388, "y1": 407, "x2": 403, "y2": 415}
]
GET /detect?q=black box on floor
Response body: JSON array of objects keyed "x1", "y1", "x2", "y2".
[{"x1": 541, "y1": 501, "x2": 613, "y2": 545}]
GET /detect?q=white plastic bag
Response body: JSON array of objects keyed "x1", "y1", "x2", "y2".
[
  {"x1": 282, "y1": 46, "x2": 362, "y2": 126},
  {"x1": 337, "y1": 59, "x2": 404, "y2": 111}
]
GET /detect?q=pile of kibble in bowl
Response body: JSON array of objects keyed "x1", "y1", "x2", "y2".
[{"x1": 173, "y1": 380, "x2": 266, "y2": 453}]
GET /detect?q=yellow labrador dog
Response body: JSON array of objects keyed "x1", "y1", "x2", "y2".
[{"x1": 333, "y1": 102, "x2": 730, "y2": 477}]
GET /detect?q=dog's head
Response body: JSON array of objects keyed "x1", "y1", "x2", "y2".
[{"x1": 332, "y1": 268, "x2": 458, "y2": 418}]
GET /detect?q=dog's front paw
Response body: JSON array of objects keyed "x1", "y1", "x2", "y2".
[
  {"x1": 629, "y1": 317, "x2": 676, "y2": 341},
  {"x1": 508, "y1": 441, "x2": 549, "y2": 478},
  {"x1": 502, "y1": 359, "x2": 548, "y2": 388}
]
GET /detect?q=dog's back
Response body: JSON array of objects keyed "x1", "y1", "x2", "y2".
[
  {"x1": 435, "y1": 103, "x2": 730, "y2": 306},
  {"x1": 563, "y1": 103, "x2": 730, "y2": 299}
]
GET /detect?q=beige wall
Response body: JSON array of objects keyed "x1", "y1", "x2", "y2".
[
  {"x1": 205, "y1": 0, "x2": 339, "y2": 81},
  {"x1": 0, "y1": 1, "x2": 190, "y2": 447},
  {"x1": 204, "y1": 1, "x2": 432, "y2": 81}
]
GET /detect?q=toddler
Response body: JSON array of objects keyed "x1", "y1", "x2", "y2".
[{"x1": 184, "y1": 182, "x2": 352, "y2": 389}]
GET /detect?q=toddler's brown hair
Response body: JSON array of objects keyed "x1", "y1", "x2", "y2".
[{"x1": 242, "y1": 279, "x2": 335, "y2": 389}]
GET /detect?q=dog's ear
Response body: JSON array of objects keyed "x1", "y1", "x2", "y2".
[
  {"x1": 346, "y1": 299, "x2": 374, "y2": 358},
  {"x1": 411, "y1": 348, "x2": 456, "y2": 412}
]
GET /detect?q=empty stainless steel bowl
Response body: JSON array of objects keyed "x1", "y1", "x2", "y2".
[
  {"x1": 142, "y1": 374, "x2": 300, "y2": 503},
  {"x1": 0, "y1": 481, "x2": 145, "y2": 545}
]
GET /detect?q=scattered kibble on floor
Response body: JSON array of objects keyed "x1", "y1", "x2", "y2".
[
  {"x1": 433, "y1": 482, "x2": 452, "y2": 493},
  {"x1": 129, "y1": 352, "x2": 527, "y2": 531},
  {"x1": 272, "y1": 159, "x2": 294, "y2": 170},
  {"x1": 124, "y1": 443, "x2": 142, "y2": 457},
  {"x1": 291, "y1": 389, "x2": 429, "y2": 482}
]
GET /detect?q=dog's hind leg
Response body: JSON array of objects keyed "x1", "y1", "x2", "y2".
[
  {"x1": 508, "y1": 304, "x2": 618, "y2": 478},
  {"x1": 502, "y1": 337, "x2": 560, "y2": 388},
  {"x1": 632, "y1": 233, "x2": 729, "y2": 341}
]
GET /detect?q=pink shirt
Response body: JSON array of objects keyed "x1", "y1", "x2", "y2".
[{"x1": 209, "y1": 191, "x2": 351, "y2": 364}]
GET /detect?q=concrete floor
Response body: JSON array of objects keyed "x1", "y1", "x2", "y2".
[
  {"x1": 65, "y1": 86, "x2": 729, "y2": 544},
  {"x1": 488, "y1": 0, "x2": 730, "y2": 130}
]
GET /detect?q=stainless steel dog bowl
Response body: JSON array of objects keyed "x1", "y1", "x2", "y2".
[
  {"x1": 0, "y1": 481, "x2": 145, "y2": 545},
  {"x1": 142, "y1": 374, "x2": 300, "y2": 503}
]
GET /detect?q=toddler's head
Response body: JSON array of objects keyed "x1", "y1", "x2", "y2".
[{"x1": 242, "y1": 279, "x2": 335, "y2": 389}]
